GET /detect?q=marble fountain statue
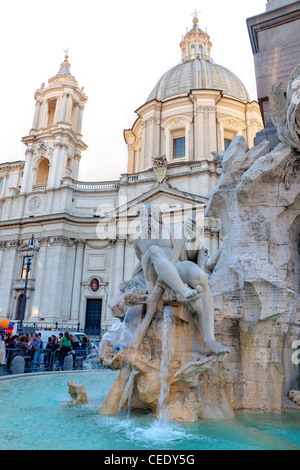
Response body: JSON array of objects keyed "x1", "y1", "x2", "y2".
[{"x1": 99, "y1": 66, "x2": 300, "y2": 421}]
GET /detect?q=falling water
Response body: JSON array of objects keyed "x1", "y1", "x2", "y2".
[
  {"x1": 158, "y1": 305, "x2": 175, "y2": 422},
  {"x1": 124, "y1": 306, "x2": 143, "y2": 415}
]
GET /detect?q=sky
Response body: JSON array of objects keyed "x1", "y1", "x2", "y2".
[{"x1": 0, "y1": 0, "x2": 267, "y2": 181}]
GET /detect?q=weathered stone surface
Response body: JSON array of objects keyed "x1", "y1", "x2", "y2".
[{"x1": 206, "y1": 134, "x2": 300, "y2": 413}]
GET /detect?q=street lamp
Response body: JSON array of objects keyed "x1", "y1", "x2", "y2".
[{"x1": 18, "y1": 234, "x2": 35, "y2": 334}]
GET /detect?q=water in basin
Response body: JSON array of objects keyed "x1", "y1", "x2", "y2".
[{"x1": 1, "y1": 371, "x2": 300, "y2": 450}]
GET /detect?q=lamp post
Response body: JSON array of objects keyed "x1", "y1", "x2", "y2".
[{"x1": 18, "y1": 234, "x2": 35, "y2": 334}]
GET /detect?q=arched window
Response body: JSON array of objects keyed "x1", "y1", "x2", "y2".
[
  {"x1": 36, "y1": 158, "x2": 50, "y2": 185},
  {"x1": 47, "y1": 99, "x2": 57, "y2": 127}
]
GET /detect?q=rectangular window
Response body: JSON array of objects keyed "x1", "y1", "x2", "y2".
[
  {"x1": 0, "y1": 178, "x2": 3, "y2": 191},
  {"x1": 173, "y1": 137, "x2": 185, "y2": 159},
  {"x1": 224, "y1": 138, "x2": 232, "y2": 151},
  {"x1": 21, "y1": 256, "x2": 32, "y2": 279}
]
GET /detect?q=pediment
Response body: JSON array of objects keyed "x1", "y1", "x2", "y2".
[{"x1": 116, "y1": 184, "x2": 208, "y2": 219}]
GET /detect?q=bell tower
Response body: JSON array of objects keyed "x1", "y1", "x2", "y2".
[{"x1": 21, "y1": 53, "x2": 88, "y2": 193}]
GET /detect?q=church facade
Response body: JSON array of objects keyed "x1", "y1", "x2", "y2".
[{"x1": 0, "y1": 17, "x2": 263, "y2": 333}]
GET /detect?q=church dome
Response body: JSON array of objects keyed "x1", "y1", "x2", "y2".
[
  {"x1": 146, "y1": 15, "x2": 250, "y2": 104},
  {"x1": 146, "y1": 57, "x2": 250, "y2": 103}
]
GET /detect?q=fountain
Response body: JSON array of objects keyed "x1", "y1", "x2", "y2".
[
  {"x1": 1, "y1": 68, "x2": 300, "y2": 450},
  {"x1": 99, "y1": 66, "x2": 300, "y2": 421}
]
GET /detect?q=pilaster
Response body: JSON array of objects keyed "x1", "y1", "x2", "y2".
[{"x1": 70, "y1": 240, "x2": 85, "y2": 321}]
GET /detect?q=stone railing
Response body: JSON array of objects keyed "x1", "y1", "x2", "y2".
[
  {"x1": 127, "y1": 175, "x2": 139, "y2": 183},
  {"x1": 189, "y1": 161, "x2": 221, "y2": 174},
  {"x1": 32, "y1": 183, "x2": 47, "y2": 192},
  {"x1": 61, "y1": 177, "x2": 120, "y2": 192}
]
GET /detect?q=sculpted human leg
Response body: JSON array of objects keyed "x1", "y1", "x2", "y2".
[
  {"x1": 176, "y1": 261, "x2": 229, "y2": 355},
  {"x1": 143, "y1": 246, "x2": 200, "y2": 302}
]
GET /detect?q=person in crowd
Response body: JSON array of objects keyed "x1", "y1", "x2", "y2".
[
  {"x1": 28, "y1": 333, "x2": 41, "y2": 372},
  {"x1": 81, "y1": 336, "x2": 92, "y2": 351},
  {"x1": 15, "y1": 336, "x2": 29, "y2": 357},
  {"x1": 24, "y1": 334, "x2": 31, "y2": 346},
  {"x1": 80, "y1": 336, "x2": 91, "y2": 361},
  {"x1": 58, "y1": 333, "x2": 63, "y2": 346},
  {"x1": 70, "y1": 335, "x2": 81, "y2": 369},
  {"x1": 71, "y1": 335, "x2": 80, "y2": 350},
  {"x1": 5, "y1": 334, "x2": 17, "y2": 369},
  {"x1": 44, "y1": 336, "x2": 59, "y2": 371},
  {"x1": 58, "y1": 331, "x2": 72, "y2": 369},
  {"x1": 37, "y1": 332, "x2": 43, "y2": 349},
  {"x1": 44, "y1": 337, "x2": 52, "y2": 370}
]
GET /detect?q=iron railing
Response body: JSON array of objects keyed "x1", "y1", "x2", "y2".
[
  {"x1": 0, "y1": 347, "x2": 106, "y2": 376},
  {"x1": 15, "y1": 322, "x2": 107, "y2": 341}
]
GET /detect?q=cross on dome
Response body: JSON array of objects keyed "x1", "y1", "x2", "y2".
[{"x1": 191, "y1": 8, "x2": 201, "y2": 19}]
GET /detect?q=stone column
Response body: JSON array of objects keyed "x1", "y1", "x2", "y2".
[
  {"x1": 30, "y1": 238, "x2": 48, "y2": 321},
  {"x1": 127, "y1": 143, "x2": 135, "y2": 174},
  {"x1": 41, "y1": 238, "x2": 69, "y2": 322},
  {"x1": 185, "y1": 123, "x2": 191, "y2": 160},
  {"x1": 48, "y1": 142, "x2": 68, "y2": 189},
  {"x1": 54, "y1": 96, "x2": 62, "y2": 125},
  {"x1": 140, "y1": 121, "x2": 147, "y2": 171},
  {"x1": 208, "y1": 106, "x2": 217, "y2": 157},
  {"x1": 77, "y1": 104, "x2": 84, "y2": 134},
  {"x1": 146, "y1": 115, "x2": 160, "y2": 166},
  {"x1": 218, "y1": 124, "x2": 225, "y2": 152},
  {"x1": 65, "y1": 95, "x2": 73, "y2": 123},
  {"x1": 72, "y1": 153, "x2": 81, "y2": 180},
  {"x1": 20, "y1": 149, "x2": 34, "y2": 194},
  {"x1": 61, "y1": 93, "x2": 68, "y2": 122},
  {"x1": 40, "y1": 100, "x2": 48, "y2": 128},
  {"x1": 123, "y1": 239, "x2": 137, "y2": 281},
  {"x1": 32, "y1": 100, "x2": 42, "y2": 129},
  {"x1": 2, "y1": 172, "x2": 10, "y2": 198},
  {"x1": 196, "y1": 106, "x2": 205, "y2": 160},
  {"x1": 72, "y1": 103, "x2": 80, "y2": 133},
  {"x1": 70, "y1": 240, "x2": 85, "y2": 322},
  {"x1": 112, "y1": 238, "x2": 125, "y2": 298},
  {"x1": 164, "y1": 128, "x2": 170, "y2": 161},
  {"x1": 203, "y1": 107, "x2": 210, "y2": 159}
]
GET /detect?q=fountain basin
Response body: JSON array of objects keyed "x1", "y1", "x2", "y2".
[{"x1": 1, "y1": 371, "x2": 300, "y2": 450}]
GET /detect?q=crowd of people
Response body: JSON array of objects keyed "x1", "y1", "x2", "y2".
[{"x1": 0, "y1": 330, "x2": 93, "y2": 371}]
